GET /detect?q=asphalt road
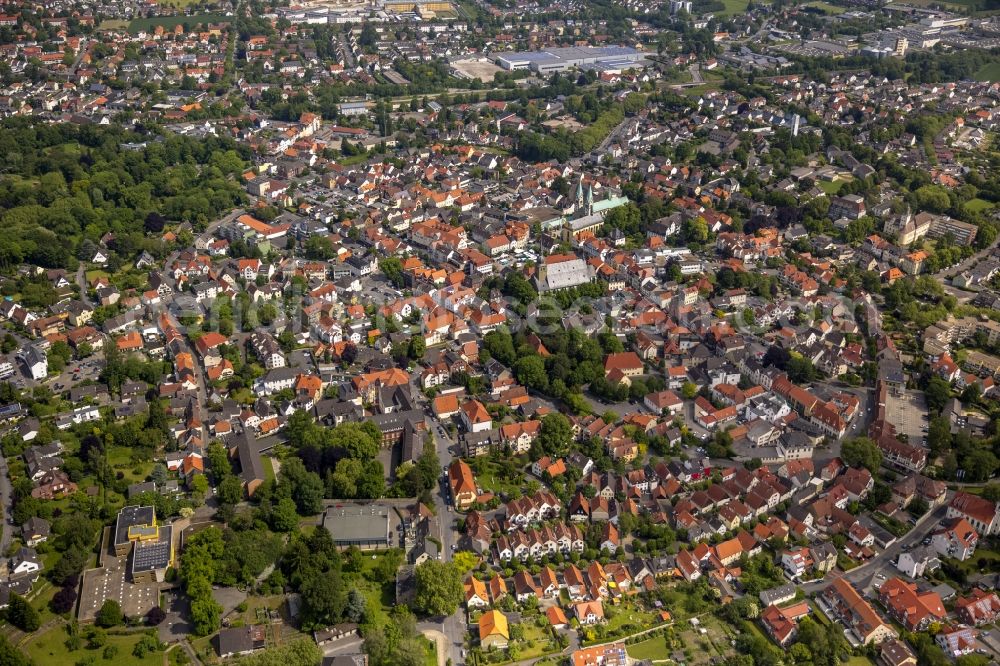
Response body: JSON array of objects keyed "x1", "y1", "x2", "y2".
[
  {"x1": 415, "y1": 386, "x2": 465, "y2": 665},
  {"x1": 0, "y1": 453, "x2": 12, "y2": 554},
  {"x1": 75, "y1": 265, "x2": 93, "y2": 307},
  {"x1": 934, "y1": 236, "x2": 1000, "y2": 280},
  {"x1": 801, "y1": 504, "x2": 948, "y2": 594}
]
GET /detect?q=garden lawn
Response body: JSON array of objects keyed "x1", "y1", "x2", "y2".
[
  {"x1": 28, "y1": 576, "x2": 58, "y2": 625},
  {"x1": 682, "y1": 84, "x2": 723, "y2": 99},
  {"x1": 818, "y1": 179, "x2": 848, "y2": 195},
  {"x1": 627, "y1": 635, "x2": 671, "y2": 661},
  {"x1": 605, "y1": 605, "x2": 658, "y2": 634},
  {"x1": 106, "y1": 446, "x2": 154, "y2": 483},
  {"x1": 263, "y1": 455, "x2": 277, "y2": 483},
  {"x1": 512, "y1": 623, "x2": 558, "y2": 661},
  {"x1": 952, "y1": 547, "x2": 1000, "y2": 575},
  {"x1": 85, "y1": 269, "x2": 109, "y2": 282},
  {"x1": 470, "y1": 460, "x2": 524, "y2": 498},
  {"x1": 25, "y1": 626, "x2": 164, "y2": 666}
]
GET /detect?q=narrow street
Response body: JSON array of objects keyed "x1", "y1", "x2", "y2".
[
  {"x1": 0, "y1": 451, "x2": 13, "y2": 556},
  {"x1": 930, "y1": 235, "x2": 1000, "y2": 280},
  {"x1": 75, "y1": 265, "x2": 92, "y2": 307}
]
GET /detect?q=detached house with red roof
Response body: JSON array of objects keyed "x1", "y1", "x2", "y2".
[
  {"x1": 460, "y1": 400, "x2": 492, "y2": 434},
  {"x1": 644, "y1": 389, "x2": 683, "y2": 415},
  {"x1": 760, "y1": 602, "x2": 810, "y2": 647}
]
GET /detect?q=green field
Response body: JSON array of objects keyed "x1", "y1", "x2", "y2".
[
  {"x1": 127, "y1": 13, "x2": 229, "y2": 33},
  {"x1": 717, "y1": 0, "x2": 750, "y2": 16},
  {"x1": 801, "y1": 1, "x2": 847, "y2": 13},
  {"x1": 627, "y1": 635, "x2": 671, "y2": 661},
  {"x1": 965, "y1": 197, "x2": 994, "y2": 213},
  {"x1": 26, "y1": 626, "x2": 164, "y2": 666},
  {"x1": 263, "y1": 455, "x2": 277, "y2": 483},
  {"x1": 818, "y1": 179, "x2": 848, "y2": 195},
  {"x1": 98, "y1": 19, "x2": 130, "y2": 30},
  {"x1": 975, "y1": 62, "x2": 1000, "y2": 81}
]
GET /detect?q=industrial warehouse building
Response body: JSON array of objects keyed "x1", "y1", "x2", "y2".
[
  {"x1": 495, "y1": 46, "x2": 644, "y2": 73},
  {"x1": 323, "y1": 504, "x2": 392, "y2": 550}
]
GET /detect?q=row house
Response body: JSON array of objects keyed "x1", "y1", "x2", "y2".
[
  {"x1": 505, "y1": 491, "x2": 562, "y2": 529},
  {"x1": 493, "y1": 523, "x2": 585, "y2": 563}
]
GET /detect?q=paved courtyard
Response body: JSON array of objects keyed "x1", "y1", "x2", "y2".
[
  {"x1": 79, "y1": 556, "x2": 159, "y2": 621},
  {"x1": 885, "y1": 389, "x2": 929, "y2": 444}
]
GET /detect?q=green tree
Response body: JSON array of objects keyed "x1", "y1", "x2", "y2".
[
  {"x1": 408, "y1": 336, "x2": 425, "y2": 361},
  {"x1": 514, "y1": 355, "x2": 548, "y2": 391},
  {"x1": 379, "y1": 257, "x2": 404, "y2": 288},
  {"x1": 190, "y1": 597, "x2": 223, "y2": 636},
  {"x1": 190, "y1": 474, "x2": 209, "y2": 496},
  {"x1": 6, "y1": 594, "x2": 39, "y2": 632},
  {"x1": 0, "y1": 634, "x2": 29, "y2": 666},
  {"x1": 270, "y1": 497, "x2": 300, "y2": 532},
  {"x1": 534, "y1": 413, "x2": 572, "y2": 458},
  {"x1": 329, "y1": 422, "x2": 379, "y2": 460},
  {"x1": 96, "y1": 599, "x2": 123, "y2": 627},
  {"x1": 841, "y1": 437, "x2": 882, "y2": 473},
  {"x1": 304, "y1": 235, "x2": 334, "y2": 260},
  {"x1": 924, "y1": 376, "x2": 952, "y2": 414},
  {"x1": 412, "y1": 560, "x2": 462, "y2": 617},
  {"x1": 218, "y1": 475, "x2": 243, "y2": 505},
  {"x1": 300, "y1": 569, "x2": 347, "y2": 628}
]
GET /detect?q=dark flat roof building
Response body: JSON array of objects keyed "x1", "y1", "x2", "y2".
[
  {"x1": 322, "y1": 505, "x2": 391, "y2": 550},
  {"x1": 114, "y1": 505, "x2": 156, "y2": 557}
]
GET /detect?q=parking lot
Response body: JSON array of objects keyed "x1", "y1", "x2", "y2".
[
  {"x1": 884, "y1": 389, "x2": 929, "y2": 445},
  {"x1": 79, "y1": 556, "x2": 159, "y2": 622},
  {"x1": 450, "y1": 58, "x2": 502, "y2": 82}
]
